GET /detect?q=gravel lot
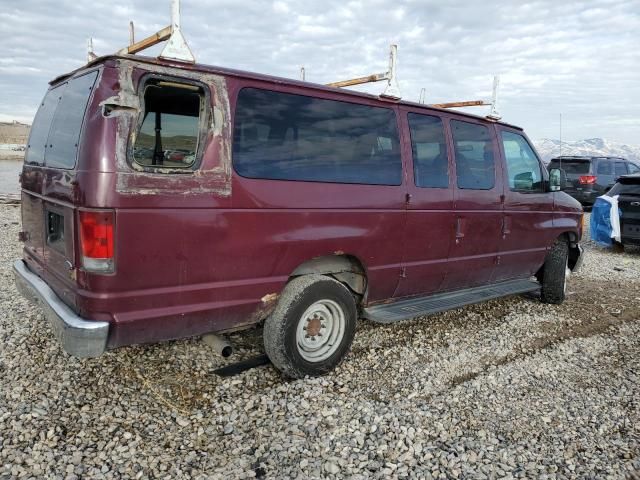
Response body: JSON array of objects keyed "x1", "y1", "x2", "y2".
[{"x1": 1, "y1": 204, "x2": 639, "y2": 479}]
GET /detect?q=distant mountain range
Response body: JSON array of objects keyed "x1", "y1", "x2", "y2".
[{"x1": 533, "y1": 138, "x2": 640, "y2": 165}]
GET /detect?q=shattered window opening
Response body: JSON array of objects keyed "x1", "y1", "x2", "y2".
[{"x1": 133, "y1": 79, "x2": 204, "y2": 170}]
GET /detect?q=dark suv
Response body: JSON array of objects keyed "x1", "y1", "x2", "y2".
[
  {"x1": 608, "y1": 173, "x2": 640, "y2": 247},
  {"x1": 547, "y1": 156, "x2": 640, "y2": 206}
]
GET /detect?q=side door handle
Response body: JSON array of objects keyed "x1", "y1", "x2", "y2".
[
  {"x1": 455, "y1": 217, "x2": 465, "y2": 244},
  {"x1": 502, "y1": 215, "x2": 512, "y2": 238}
]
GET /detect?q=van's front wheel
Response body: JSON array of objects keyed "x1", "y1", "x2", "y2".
[
  {"x1": 539, "y1": 239, "x2": 569, "y2": 305},
  {"x1": 264, "y1": 275, "x2": 356, "y2": 379}
]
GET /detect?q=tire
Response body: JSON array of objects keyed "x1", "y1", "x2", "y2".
[
  {"x1": 539, "y1": 238, "x2": 569, "y2": 305},
  {"x1": 264, "y1": 274, "x2": 357, "y2": 379}
]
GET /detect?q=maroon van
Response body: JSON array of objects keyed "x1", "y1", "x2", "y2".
[{"x1": 14, "y1": 55, "x2": 583, "y2": 378}]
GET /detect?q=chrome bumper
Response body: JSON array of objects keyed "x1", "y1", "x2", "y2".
[{"x1": 13, "y1": 260, "x2": 109, "y2": 358}]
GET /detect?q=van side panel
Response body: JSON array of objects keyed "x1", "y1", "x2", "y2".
[
  {"x1": 394, "y1": 107, "x2": 454, "y2": 297},
  {"x1": 441, "y1": 120, "x2": 504, "y2": 290},
  {"x1": 494, "y1": 127, "x2": 556, "y2": 281},
  {"x1": 230, "y1": 178, "x2": 406, "y2": 302}
]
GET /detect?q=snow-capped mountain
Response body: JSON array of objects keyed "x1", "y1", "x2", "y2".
[{"x1": 532, "y1": 138, "x2": 640, "y2": 165}]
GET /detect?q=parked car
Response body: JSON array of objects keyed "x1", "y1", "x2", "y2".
[
  {"x1": 608, "y1": 173, "x2": 640, "y2": 247},
  {"x1": 14, "y1": 55, "x2": 583, "y2": 378},
  {"x1": 547, "y1": 156, "x2": 640, "y2": 206}
]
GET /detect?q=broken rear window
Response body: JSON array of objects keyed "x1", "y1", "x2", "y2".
[{"x1": 133, "y1": 80, "x2": 204, "y2": 170}]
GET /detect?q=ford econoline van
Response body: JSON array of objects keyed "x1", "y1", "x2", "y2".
[{"x1": 14, "y1": 55, "x2": 583, "y2": 378}]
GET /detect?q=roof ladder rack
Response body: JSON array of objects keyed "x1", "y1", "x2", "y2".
[
  {"x1": 110, "y1": 0, "x2": 195, "y2": 63},
  {"x1": 429, "y1": 75, "x2": 501, "y2": 121},
  {"x1": 326, "y1": 45, "x2": 401, "y2": 99}
]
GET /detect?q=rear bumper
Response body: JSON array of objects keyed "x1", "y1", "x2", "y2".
[
  {"x1": 13, "y1": 260, "x2": 109, "y2": 358},
  {"x1": 622, "y1": 236, "x2": 640, "y2": 246}
]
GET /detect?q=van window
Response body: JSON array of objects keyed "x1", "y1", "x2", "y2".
[
  {"x1": 501, "y1": 131, "x2": 543, "y2": 192},
  {"x1": 133, "y1": 80, "x2": 204, "y2": 169},
  {"x1": 26, "y1": 71, "x2": 97, "y2": 168},
  {"x1": 451, "y1": 120, "x2": 495, "y2": 190},
  {"x1": 26, "y1": 84, "x2": 67, "y2": 165},
  {"x1": 46, "y1": 71, "x2": 98, "y2": 169},
  {"x1": 629, "y1": 163, "x2": 640, "y2": 174},
  {"x1": 408, "y1": 113, "x2": 449, "y2": 188},
  {"x1": 233, "y1": 88, "x2": 402, "y2": 185}
]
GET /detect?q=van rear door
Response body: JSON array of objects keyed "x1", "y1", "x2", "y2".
[
  {"x1": 22, "y1": 82, "x2": 68, "y2": 277},
  {"x1": 22, "y1": 71, "x2": 98, "y2": 307}
]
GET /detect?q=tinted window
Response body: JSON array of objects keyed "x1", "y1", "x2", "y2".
[
  {"x1": 608, "y1": 181, "x2": 640, "y2": 196},
  {"x1": 233, "y1": 88, "x2": 402, "y2": 185},
  {"x1": 547, "y1": 159, "x2": 590, "y2": 174},
  {"x1": 615, "y1": 162, "x2": 628, "y2": 176},
  {"x1": 629, "y1": 163, "x2": 640, "y2": 174},
  {"x1": 501, "y1": 131, "x2": 543, "y2": 192},
  {"x1": 597, "y1": 160, "x2": 613, "y2": 175},
  {"x1": 451, "y1": 120, "x2": 495, "y2": 190},
  {"x1": 133, "y1": 80, "x2": 203, "y2": 169},
  {"x1": 25, "y1": 84, "x2": 67, "y2": 165},
  {"x1": 46, "y1": 71, "x2": 98, "y2": 169},
  {"x1": 408, "y1": 113, "x2": 449, "y2": 188}
]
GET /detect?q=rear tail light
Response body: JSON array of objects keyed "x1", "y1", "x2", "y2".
[
  {"x1": 79, "y1": 210, "x2": 114, "y2": 273},
  {"x1": 578, "y1": 175, "x2": 597, "y2": 185}
]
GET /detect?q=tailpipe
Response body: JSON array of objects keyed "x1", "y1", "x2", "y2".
[{"x1": 203, "y1": 334, "x2": 233, "y2": 358}]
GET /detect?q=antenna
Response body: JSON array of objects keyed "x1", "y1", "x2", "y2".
[
  {"x1": 326, "y1": 44, "x2": 401, "y2": 99},
  {"x1": 300, "y1": 66, "x2": 306, "y2": 81},
  {"x1": 419, "y1": 88, "x2": 426, "y2": 104},
  {"x1": 559, "y1": 113, "x2": 562, "y2": 171},
  {"x1": 115, "y1": 0, "x2": 195, "y2": 63}
]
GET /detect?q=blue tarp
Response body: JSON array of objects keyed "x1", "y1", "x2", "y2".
[{"x1": 590, "y1": 196, "x2": 621, "y2": 247}]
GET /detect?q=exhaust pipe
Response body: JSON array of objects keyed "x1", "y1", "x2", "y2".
[{"x1": 203, "y1": 334, "x2": 233, "y2": 358}]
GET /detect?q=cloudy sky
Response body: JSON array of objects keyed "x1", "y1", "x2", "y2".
[{"x1": 1, "y1": 0, "x2": 638, "y2": 143}]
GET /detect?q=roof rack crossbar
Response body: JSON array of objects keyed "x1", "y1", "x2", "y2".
[
  {"x1": 326, "y1": 45, "x2": 401, "y2": 99},
  {"x1": 428, "y1": 75, "x2": 501, "y2": 121}
]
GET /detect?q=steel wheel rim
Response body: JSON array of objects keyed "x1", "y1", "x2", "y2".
[{"x1": 296, "y1": 299, "x2": 345, "y2": 362}]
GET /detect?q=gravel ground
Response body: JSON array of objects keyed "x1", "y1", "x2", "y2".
[{"x1": 1, "y1": 205, "x2": 639, "y2": 479}]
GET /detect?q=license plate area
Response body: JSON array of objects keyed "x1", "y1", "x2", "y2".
[{"x1": 46, "y1": 210, "x2": 65, "y2": 254}]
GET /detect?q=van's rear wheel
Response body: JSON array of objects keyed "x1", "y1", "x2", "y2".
[
  {"x1": 264, "y1": 275, "x2": 356, "y2": 379},
  {"x1": 539, "y1": 239, "x2": 569, "y2": 305}
]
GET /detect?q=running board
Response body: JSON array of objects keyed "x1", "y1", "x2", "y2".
[{"x1": 364, "y1": 279, "x2": 540, "y2": 324}]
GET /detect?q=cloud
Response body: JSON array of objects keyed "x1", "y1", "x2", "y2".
[{"x1": 1, "y1": 0, "x2": 638, "y2": 143}]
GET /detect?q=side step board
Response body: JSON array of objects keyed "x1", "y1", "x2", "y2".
[{"x1": 364, "y1": 279, "x2": 540, "y2": 324}]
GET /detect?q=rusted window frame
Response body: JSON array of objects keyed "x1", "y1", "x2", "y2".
[{"x1": 129, "y1": 73, "x2": 211, "y2": 174}]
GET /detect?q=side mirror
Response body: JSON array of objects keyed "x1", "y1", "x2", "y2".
[
  {"x1": 514, "y1": 171, "x2": 534, "y2": 190},
  {"x1": 549, "y1": 168, "x2": 565, "y2": 192}
]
